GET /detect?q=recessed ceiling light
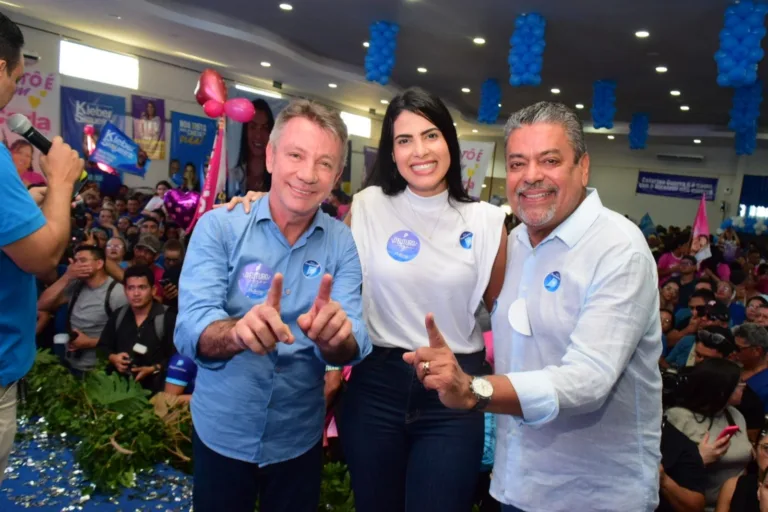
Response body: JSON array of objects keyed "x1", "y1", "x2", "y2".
[
  {"x1": 670, "y1": 90, "x2": 681, "y2": 96},
  {"x1": 551, "y1": 88, "x2": 561, "y2": 94},
  {"x1": 694, "y1": 139, "x2": 702, "y2": 144},
  {"x1": 472, "y1": 129, "x2": 478, "y2": 133},
  {"x1": 680, "y1": 105, "x2": 690, "y2": 111},
  {"x1": 453, "y1": 122, "x2": 457, "y2": 126},
  {"x1": 473, "y1": 37, "x2": 486, "y2": 45},
  {"x1": 260, "y1": 61, "x2": 271, "y2": 67},
  {"x1": 380, "y1": 99, "x2": 389, "y2": 105},
  {"x1": 575, "y1": 103, "x2": 585, "y2": 109},
  {"x1": 417, "y1": 67, "x2": 428, "y2": 73},
  {"x1": 498, "y1": 103, "x2": 502, "y2": 108},
  {"x1": 363, "y1": 41, "x2": 369, "y2": 48},
  {"x1": 655, "y1": 66, "x2": 668, "y2": 73},
  {"x1": 482, "y1": 184, "x2": 487, "y2": 188},
  {"x1": 607, "y1": 135, "x2": 615, "y2": 140},
  {"x1": 279, "y1": 3, "x2": 293, "y2": 11},
  {"x1": 109, "y1": 14, "x2": 122, "y2": 19},
  {"x1": 635, "y1": 30, "x2": 650, "y2": 38},
  {"x1": 328, "y1": 83, "x2": 337, "y2": 88},
  {"x1": 461, "y1": 87, "x2": 471, "y2": 93}
]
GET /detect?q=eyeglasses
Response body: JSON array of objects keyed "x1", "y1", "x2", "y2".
[
  {"x1": 698, "y1": 329, "x2": 733, "y2": 347},
  {"x1": 106, "y1": 244, "x2": 123, "y2": 250}
]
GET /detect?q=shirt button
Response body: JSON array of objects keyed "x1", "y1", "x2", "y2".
[{"x1": 285, "y1": 289, "x2": 291, "y2": 296}]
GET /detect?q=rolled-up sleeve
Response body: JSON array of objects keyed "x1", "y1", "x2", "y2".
[
  {"x1": 509, "y1": 251, "x2": 657, "y2": 426},
  {"x1": 175, "y1": 212, "x2": 232, "y2": 370},
  {"x1": 316, "y1": 231, "x2": 371, "y2": 365}
]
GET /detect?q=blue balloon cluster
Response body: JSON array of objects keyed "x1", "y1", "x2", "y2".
[
  {"x1": 715, "y1": 1, "x2": 768, "y2": 87},
  {"x1": 507, "y1": 13, "x2": 546, "y2": 87},
  {"x1": 720, "y1": 215, "x2": 762, "y2": 234},
  {"x1": 364, "y1": 21, "x2": 399, "y2": 85},
  {"x1": 478, "y1": 79, "x2": 502, "y2": 124},
  {"x1": 629, "y1": 113, "x2": 649, "y2": 150},
  {"x1": 591, "y1": 80, "x2": 617, "y2": 129},
  {"x1": 730, "y1": 81, "x2": 763, "y2": 155}
]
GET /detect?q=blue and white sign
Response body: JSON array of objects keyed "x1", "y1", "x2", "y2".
[
  {"x1": 636, "y1": 171, "x2": 718, "y2": 201},
  {"x1": 460, "y1": 231, "x2": 474, "y2": 249},
  {"x1": 170, "y1": 112, "x2": 217, "y2": 188},
  {"x1": 60, "y1": 86, "x2": 125, "y2": 158},
  {"x1": 303, "y1": 260, "x2": 322, "y2": 279},
  {"x1": 238, "y1": 261, "x2": 275, "y2": 300},
  {"x1": 387, "y1": 230, "x2": 421, "y2": 262},
  {"x1": 543, "y1": 271, "x2": 561, "y2": 292},
  {"x1": 91, "y1": 122, "x2": 149, "y2": 177}
]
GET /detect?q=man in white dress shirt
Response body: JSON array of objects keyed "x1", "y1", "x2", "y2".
[{"x1": 404, "y1": 102, "x2": 662, "y2": 512}]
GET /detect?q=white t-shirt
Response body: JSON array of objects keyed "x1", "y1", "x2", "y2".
[{"x1": 351, "y1": 186, "x2": 504, "y2": 354}]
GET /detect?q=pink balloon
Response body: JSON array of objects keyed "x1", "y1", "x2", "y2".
[
  {"x1": 203, "y1": 100, "x2": 225, "y2": 118},
  {"x1": 164, "y1": 189, "x2": 201, "y2": 231},
  {"x1": 83, "y1": 125, "x2": 95, "y2": 136},
  {"x1": 194, "y1": 68, "x2": 227, "y2": 107},
  {"x1": 225, "y1": 98, "x2": 256, "y2": 123}
]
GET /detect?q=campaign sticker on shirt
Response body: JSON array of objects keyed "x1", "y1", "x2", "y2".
[
  {"x1": 460, "y1": 231, "x2": 474, "y2": 249},
  {"x1": 386, "y1": 230, "x2": 421, "y2": 262},
  {"x1": 238, "y1": 261, "x2": 275, "y2": 299},
  {"x1": 543, "y1": 271, "x2": 561, "y2": 292},
  {"x1": 303, "y1": 260, "x2": 322, "y2": 279}
]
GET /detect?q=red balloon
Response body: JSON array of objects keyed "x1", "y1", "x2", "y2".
[
  {"x1": 203, "y1": 100, "x2": 225, "y2": 118},
  {"x1": 194, "y1": 68, "x2": 227, "y2": 107},
  {"x1": 225, "y1": 98, "x2": 256, "y2": 123}
]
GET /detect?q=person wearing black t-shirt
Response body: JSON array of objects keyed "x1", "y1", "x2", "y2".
[{"x1": 658, "y1": 419, "x2": 707, "y2": 512}]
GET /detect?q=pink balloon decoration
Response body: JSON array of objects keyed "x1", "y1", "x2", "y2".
[
  {"x1": 225, "y1": 98, "x2": 256, "y2": 123},
  {"x1": 83, "y1": 125, "x2": 95, "y2": 136},
  {"x1": 203, "y1": 100, "x2": 225, "y2": 118},
  {"x1": 164, "y1": 189, "x2": 201, "y2": 231},
  {"x1": 194, "y1": 68, "x2": 227, "y2": 107}
]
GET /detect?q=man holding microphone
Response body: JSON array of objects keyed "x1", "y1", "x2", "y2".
[
  {"x1": 404, "y1": 102, "x2": 661, "y2": 512},
  {"x1": 0, "y1": 12, "x2": 84, "y2": 482}
]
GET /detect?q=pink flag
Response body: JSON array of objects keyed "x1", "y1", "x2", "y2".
[
  {"x1": 187, "y1": 120, "x2": 226, "y2": 232},
  {"x1": 692, "y1": 193, "x2": 711, "y2": 262}
]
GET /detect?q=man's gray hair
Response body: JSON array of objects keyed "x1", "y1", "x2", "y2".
[
  {"x1": 269, "y1": 99, "x2": 349, "y2": 170},
  {"x1": 504, "y1": 101, "x2": 587, "y2": 163},
  {"x1": 733, "y1": 322, "x2": 768, "y2": 349}
]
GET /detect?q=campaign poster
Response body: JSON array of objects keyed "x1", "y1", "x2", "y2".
[
  {"x1": 132, "y1": 95, "x2": 165, "y2": 160},
  {"x1": 459, "y1": 141, "x2": 495, "y2": 199},
  {"x1": 635, "y1": 170, "x2": 718, "y2": 201},
  {"x1": 60, "y1": 86, "x2": 125, "y2": 159},
  {"x1": 169, "y1": 112, "x2": 217, "y2": 189},
  {"x1": 363, "y1": 146, "x2": 378, "y2": 183},
  {"x1": 0, "y1": 57, "x2": 60, "y2": 182},
  {"x1": 90, "y1": 122, "x2": 150, "y2": 177}
]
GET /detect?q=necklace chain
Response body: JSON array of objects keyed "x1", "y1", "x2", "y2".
[{"x1": 403, "y1": 192, "x2": 449, "y2": 240}]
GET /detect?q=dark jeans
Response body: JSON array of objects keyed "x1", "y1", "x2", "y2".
[
  {"x1": 192, "y1": 430, "x2": 322, "y2": 512},
  {"x1": 340, "y1": 346, "x2": 485, "y2": 512}
]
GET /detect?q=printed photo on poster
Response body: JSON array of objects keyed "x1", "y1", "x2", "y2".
[
  {"x1": 61, "y1": 86, "x2": 126, "y2": 160},
  {"x1": 459, "y1": 141, "x2": 495, "y2": 199},
  {"x1": 132, "y1": 95, "x2": 166, "y2": 160},
  {"x1": 170, "y1": 112, "x2": 217, "y2": 191},
  {"x1": 0, "y1": 56, "x2": 60, "y2": 185}
]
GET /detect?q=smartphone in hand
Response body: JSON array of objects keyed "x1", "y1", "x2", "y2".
[{"x1": 716, "y1": 425, "x2": 740, "y2": 441}]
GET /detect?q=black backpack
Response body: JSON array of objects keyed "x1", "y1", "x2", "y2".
[
  {"x1": 66, "y1": 279, "x2": 119, "y2": 332},
  {"x1": 112, "y1": 304, "x2": 167, "y2": 341}
]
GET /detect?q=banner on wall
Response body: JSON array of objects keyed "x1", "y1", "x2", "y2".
[
  {"x1": 363, "y1": 146, "x2": 378, "y2": 183},
  {"x1": 0, "y1": 58, "x2": 60, "y2": 180},
  {"x1": 459, "y1": 141, "x2": 495, "y2": 199},
  {"x1": 340, "y1": 140, "x2": 353, "y2": 194},
  {"x1": 61, "y1": 86, "x2": 125, "y2": 159},
  {"x1": 170, "y1": 112, "x2": 217, "y2": 189},
  {"x1": 90, "y1": 122, "x2": 150, "y2": 177},
  {"x1": 635, "y1": 170, "x2": 718, "y2": 201},
  {"x1": 131, "y1": 95, "x2": 166, "y2": 160}
]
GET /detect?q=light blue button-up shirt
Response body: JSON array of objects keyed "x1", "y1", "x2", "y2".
[
  {"x1": 175, "y1": 195, "x2": 371, "y2": 465},
  {"x1": 490, "y1": 189, "x2": 662, "y2": 512}
]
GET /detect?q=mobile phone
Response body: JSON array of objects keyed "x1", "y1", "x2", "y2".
[
  {"x1": 716, "y1": 425, "x2": 740, "y2": 441},
  {"x1": 159, "y1": 278, "x2": 171, "y2": 287}
]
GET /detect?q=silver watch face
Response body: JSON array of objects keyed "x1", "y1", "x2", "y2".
[{"x1": 472, "y1": 377, "x2": 493, "y2": 398}]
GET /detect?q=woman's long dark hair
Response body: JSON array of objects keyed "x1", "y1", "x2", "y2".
[
  {"x1": 237, "y1": 99, "x2": 275, "y2": 191},
  {"x1": 675, "y1": 358, "x2": 741, "y2": 422},
  {"x1": 364, "y1": 87, "x2": 473, "y2": 203}
]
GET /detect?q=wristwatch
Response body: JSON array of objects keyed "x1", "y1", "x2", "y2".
[{"x1": 470, "y1": 376, "x2": 493, "y2": 411}]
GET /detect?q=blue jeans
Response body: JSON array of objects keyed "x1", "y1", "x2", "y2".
[
  {"x1": 192, "y1": 430, "x2": 322, "y2": 512},
  {"x1": 340, "y1": 346, "x2": 485, "y2": 512}
]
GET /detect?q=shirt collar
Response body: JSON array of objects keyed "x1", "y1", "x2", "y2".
[
  {"x1": 255, "y1": 193, "x2": 326, "y2": 238},
  {"x1": 515, "y1": 188, "x2": 602, "y2": 249}
]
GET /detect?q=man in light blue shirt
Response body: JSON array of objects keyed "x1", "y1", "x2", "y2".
[{"x1": 175, "y1": 99, "x2": 370, "y2": 512}]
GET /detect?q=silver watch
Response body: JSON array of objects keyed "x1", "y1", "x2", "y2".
[{"x1": 470, "y1": 376, "x2": 493, "y2": 411}]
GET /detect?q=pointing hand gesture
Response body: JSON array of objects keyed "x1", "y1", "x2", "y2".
[
  {"x1": 298, "y1": 274, "x2": 353, "y2": 353},
  {"x1": 232, "y1": 273, "x2": 295, "y2": 355},
  {"x1": 403, "y1": 313, "x2": 475, "y2": 410}
]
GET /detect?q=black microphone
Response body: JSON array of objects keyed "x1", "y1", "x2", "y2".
[{"x1": 8, "y1": 113, "x2": 88, "y2": 196}]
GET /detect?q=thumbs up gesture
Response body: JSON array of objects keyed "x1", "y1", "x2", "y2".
[
  {"x1": 298, "y1": 274, "x2": 354, "y2": 358},
  {"x1": 232, "y1": 273, "x2": 295, "y2": 355},
  {"x1": 403, "y1": 313, "x2": 475, "y2": 410}
]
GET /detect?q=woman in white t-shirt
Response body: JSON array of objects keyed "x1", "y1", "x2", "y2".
[{"x1": 223, "y1": 87, "x2": 506, "y2": 512}]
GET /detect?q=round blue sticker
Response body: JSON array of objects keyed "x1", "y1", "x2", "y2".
[
  {"x1": 387, "y1": 230, "x2": 421, "y2": 262},
  {"x1": 543, "y1": 271, "x2": 561, "y2": 292},
  {"x1": 303, "y1": 260, "x2": 322, "y2": 279},
  {"x1": 460, "y1": 231, "x2": 474, "y2": 249},
  {"x1": 238, "y1": 261, "x2": 275, "y2": 299}
]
